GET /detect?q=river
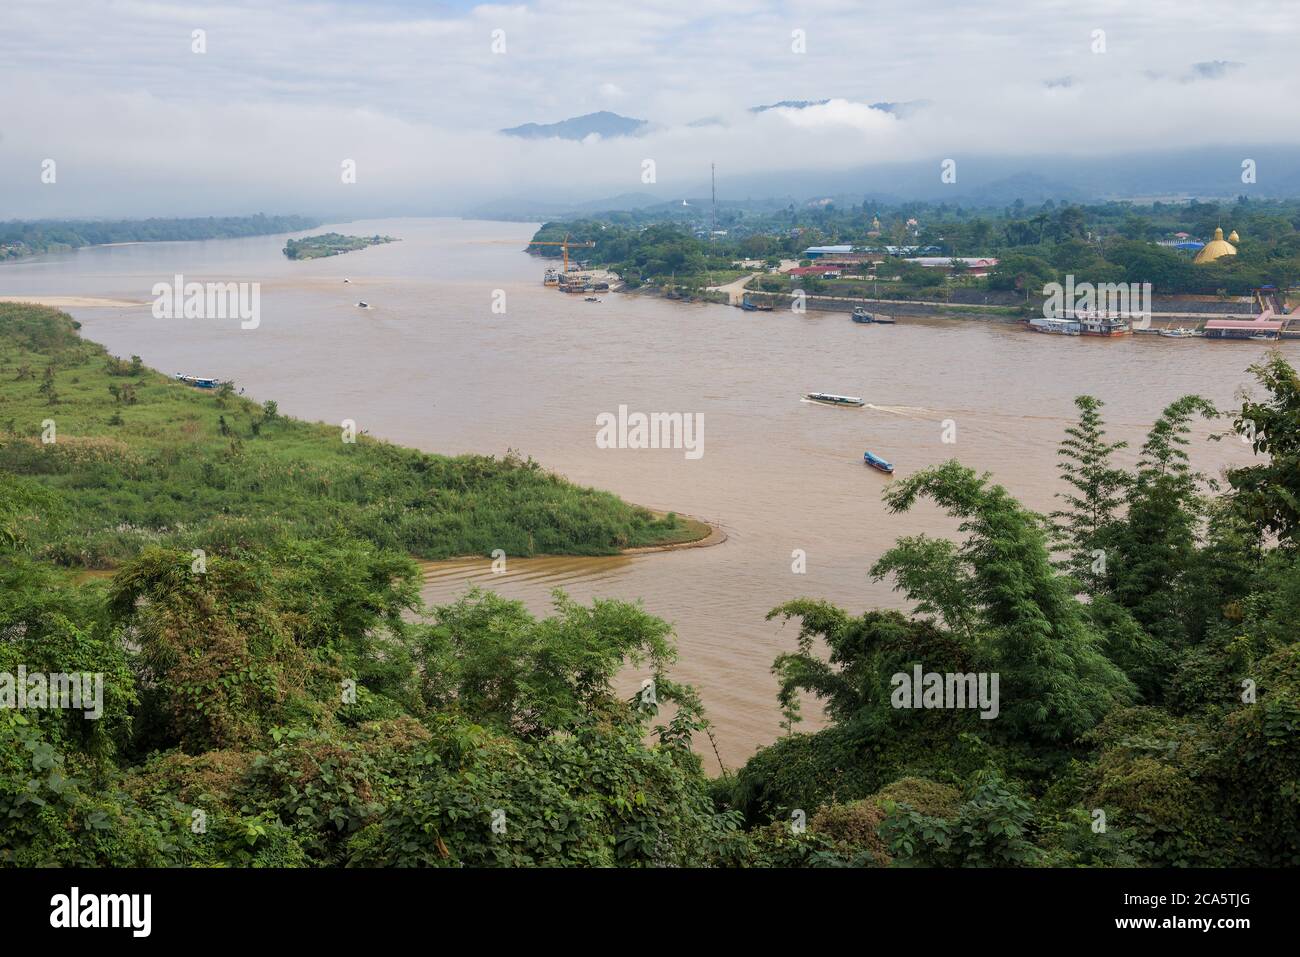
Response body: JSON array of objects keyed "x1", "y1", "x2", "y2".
[{"x1": 2, "y1": 217, "x2": 1290, "y2": 769}]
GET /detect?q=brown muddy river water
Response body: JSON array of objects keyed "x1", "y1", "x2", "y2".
[{"x1": 4, "y1": 217, "x2": 1293, "y2": 769}]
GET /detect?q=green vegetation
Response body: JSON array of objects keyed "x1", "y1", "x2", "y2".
[
  {"x1": 0, "y1": 215, "x2": 321, "y2": 260},
  {"x1": 2, "y1": 299, "x2": 1297, "y2": 868},
  {"x1": 532, "y1": 196, "x2": 1300, "y2": 302},
  {"x1": 0, "y1": 303, "x2": 696, "y2": 566},
  {"x1": 283, "y1": 233, "x2": 397, "y2": 260},
  {"x1": 716, "y1": 359, "x2": 1300, "y2": 866}
]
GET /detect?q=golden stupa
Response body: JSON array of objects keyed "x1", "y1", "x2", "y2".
[
  {"x1": 1194, "y1": 227, "x2": 1238, "y2": 264},
  {"x1": 1228, "y1": 230, "x2": 1240, "y2": 243}
]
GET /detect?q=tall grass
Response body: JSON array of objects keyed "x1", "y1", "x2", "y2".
[{"x1": 0, "y1": 303, "x2": 697, "y2": 567}]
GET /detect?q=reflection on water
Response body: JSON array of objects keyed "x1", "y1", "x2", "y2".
[{"x1": 4, "y1": 217, "x2": 1292, "y2": 770}]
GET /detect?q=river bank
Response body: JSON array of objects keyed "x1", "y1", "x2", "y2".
[
  {"x1": 5, "y1": 216, "x2": 1286, "y2": 768},
  {"x1": 0, "y1": 300, "x2": 704, "y2": 569}
]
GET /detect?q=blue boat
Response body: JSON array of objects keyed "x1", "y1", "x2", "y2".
[
  {"x1": 175, "y1": 374, "x2": 220, "y2": 389},
  {"x1": 864, "y1": 450, "x2": 895, "y2": 474},
  {"x1": 740, "y1": 301, "x2": 758, "y2": 312}
]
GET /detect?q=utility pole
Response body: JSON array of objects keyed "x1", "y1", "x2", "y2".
[{"x1": 710, "y1": 162, "x2": 716, "y2": 239}]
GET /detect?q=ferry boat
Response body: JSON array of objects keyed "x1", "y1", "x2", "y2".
[
  {"x1": 863, "y1": 451, "x2": 895, "y2": 474},
  {"x1": 175, "y1": 374, "x2": 220, "y2": 389},
  {"x1": 1076, "y1": 312, "x2": 1131, "y2": 336},
  {"x1": 804, "y1": 392, "x2": 865, "y2": 407},
  {"x1": 1028, "y1": 316, "x2": 1081, "y2": 335},
  {"x1": 543, "y1": 269, "x2": 559, "y2": 286}
]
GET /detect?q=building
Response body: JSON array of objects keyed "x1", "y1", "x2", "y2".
[
  {"x1": 1203, "y1": 319, "x2": 1282, "y2": 340},
  {"x1": 1193, "y1": 227, "x2": 1238, "y2": 264},
  {"x1": 904, "y1": 256, "x2": 999, "y2": 277},
  {"x1": 803, "y1": 245, "x2": 856, "y2": 259}
]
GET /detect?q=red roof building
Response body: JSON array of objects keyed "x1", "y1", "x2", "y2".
[{"x1": 1204, "y1": 319, "x2": 1283, "y2": 340}]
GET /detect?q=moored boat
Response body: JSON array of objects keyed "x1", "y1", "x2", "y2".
[
  {"x1": 1158, "y1": 327, "x2": 1199, "y2": 338},
  {"x1": 1028, "y1": 316, "x2": 1081, "y2": 335},
  {"x1": 1077, "y1": 314, "x2": 1131, "y2": 336},
  {"x1": 175, "y1": 374, "x2": 220, "y2": 389},
  {"x1": 804, "y1": 392, "x2": 865, "y2": 407},
  {"x1": 863, "y1": 450, "x2": 895, "y2": 474},
  {"x1": 851, "y1": 307, "x2": 875, "y2": 323}
]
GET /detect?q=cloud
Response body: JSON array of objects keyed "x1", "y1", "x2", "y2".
[
  {"x1": 1186, "y1": 60, "x2": 1246, "y2": 81},
  {"x1": 1, "y1": 0, "x2": 1297, "y2": 217}
]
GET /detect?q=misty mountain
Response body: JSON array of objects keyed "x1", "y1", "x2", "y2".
[
  {"x1": 500, "y1": 111, "x2": 648, "y2": 140},
  {"x1": 470, "y1": 145, "x2": 1300, "y2": 219}
]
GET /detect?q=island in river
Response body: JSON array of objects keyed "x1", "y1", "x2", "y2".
[{"x1": 283, "y1": 232, "x2": 399, "y2": 260}]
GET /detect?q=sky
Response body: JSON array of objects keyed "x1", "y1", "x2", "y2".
[{"x1": 3, "y1": 0, "x2": 1299, "y2": 218}]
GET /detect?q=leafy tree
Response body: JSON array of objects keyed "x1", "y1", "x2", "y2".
[
  {"x1": 1227, "y1": 353, "x2": 1300, "y2": 545},
  {"x1": 1050, "y1": 395, "x2": 1129, "y2": 592},
  {"x1": 884, "y1": 462, "x2": 1133, "y2": 741}
]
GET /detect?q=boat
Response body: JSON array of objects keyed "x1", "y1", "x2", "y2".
[
  {"x1": 585, "y1": 296, "x2": 600, "y2": 302},
  {"x1": 754, "y1": 303, "x2": 774, "y2": 312},
  {"x1": 852, "y1": 307, "x2": 895, "y2": 324},
  {"x1": 804, "y1": 392, "x2": 865, "y2": 407},
  {"x1": 175, "y1": 374, "x2": 220, "y2": 389},
  {"x1": 740, "y1": 301, "x2": 758, "y2": 312},
  {"x1": 1078, "y1": 315, "x2": 1131, "y2": 336},
  {"x1": 1249, "y1": 333, "x2": 1277, "y2": 341},
  {"x1": 357, "y1": 301, "x2": 369, "y2": 308},
  {"x1": 864, "y1": 451, "x2": 895, "y2": 474},
  {"x1": 1028, "y1": 316, "x2": 1081, "y2": 335},
  {"x1": 343, "y1": 278, "x2": 351, "y2": 284},
  {"x1": 1158, "y1": 327, "x2": 1198, "y2": 338}
]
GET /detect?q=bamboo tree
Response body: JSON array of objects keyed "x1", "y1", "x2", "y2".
[{"x1": 1050, "y1": 395, "x2": 1129, "y2": 593}]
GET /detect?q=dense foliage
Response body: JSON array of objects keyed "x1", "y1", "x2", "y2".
[
  {"x1": 283, "y1": 233, "x2": 397, "y2": 260},
  {"x1": 717, "y1": 352, "x2": 1300, "y2": 866},
  {"x1": 2, "y1": 300, "x2": 1297, "y2": 867},
  {"x1": 0, "y1": 215, "x2": 322, "y2": 260},
  {"x1": 0, "y1": 304, "x2": 695, "y2": 566},
  {"x1": 531, "y1": 196, "x2": 1300, "y2": 299}
]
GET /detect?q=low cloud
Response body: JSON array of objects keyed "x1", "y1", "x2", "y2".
[{"x1": 1, "y1": 0, "x2": 1296, "y2": 217}]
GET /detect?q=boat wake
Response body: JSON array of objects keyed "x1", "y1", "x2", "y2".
[{"x1": 864, "y1": 403, "x2": 937, "y2": 418}]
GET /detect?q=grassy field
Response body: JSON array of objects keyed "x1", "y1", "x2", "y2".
[{"x1": 0, "y1": 303, "x2": 703, "y2": 568}]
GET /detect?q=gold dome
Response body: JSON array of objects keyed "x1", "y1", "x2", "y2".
[
  {"x1": 1228, "y1": 230, "x2": 1240, "y2": 243},
  {"x1": 1194, "y1": 227, "x2": 1237, "y2": 264}
]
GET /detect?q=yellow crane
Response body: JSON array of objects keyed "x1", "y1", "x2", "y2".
[{"x1": 527, "y1": 234, "x2": 595, "y2": 276}]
